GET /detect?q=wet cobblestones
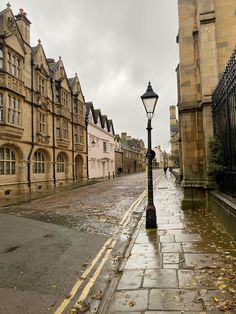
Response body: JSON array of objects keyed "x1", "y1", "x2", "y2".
[{"x1": 0, "y1": 172, "x2": 153, "y2": 237}]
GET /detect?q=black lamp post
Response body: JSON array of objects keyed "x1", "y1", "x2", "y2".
[{"x1": 141, "y1": 82, "x2": 159, "y2": 229}]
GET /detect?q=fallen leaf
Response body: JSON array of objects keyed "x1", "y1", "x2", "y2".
[{"x1": 128, "y1": 299, "x2": 136, "y2": 307}]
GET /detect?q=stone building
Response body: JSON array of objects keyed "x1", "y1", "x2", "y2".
[
  {"x1": 0, "y1": 5, "x2": 87, "y2": 200},
  {"x1": 116, "y1": 133, "x2": 146, "y2": 174},
  {"x1": 169, "y1": 105, "x2": 179, "y2": 168},
  {"x1": 85, "y1": 102, "x2": 115, "y2": 180},
  {"x1": 114, "y1": 134, "x2": 123, "y2": 175},
  {"x1": 153, "y1": 145, "x2": 164, "y2": 169},
  {"x1": 177, "y1": 0, "x2": 236, "y2": 208}
]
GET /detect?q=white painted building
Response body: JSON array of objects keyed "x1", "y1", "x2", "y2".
[{"x1": 86, "y1": 102, "x2": 115, "y2": 179}]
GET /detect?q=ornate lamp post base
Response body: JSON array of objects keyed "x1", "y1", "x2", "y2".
[{"x1": 146, "y1": 204, "x2": 157, "y2": 229}]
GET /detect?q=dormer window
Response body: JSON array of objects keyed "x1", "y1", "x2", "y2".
[{"x1": 0, "y1": 49, "x2": 3, "y2": 69}]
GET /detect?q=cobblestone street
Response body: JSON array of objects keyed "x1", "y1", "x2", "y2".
[
  {"x1": 0, "y1": 171, "x2": 161, "y2": 314},
  {"x1": 1, "y1": 171, "x2": 157, "y2": 237}
]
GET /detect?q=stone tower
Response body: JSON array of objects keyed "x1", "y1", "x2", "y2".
[{"x1": 177, "y1": 0, "x2": 236, "y2": 208}]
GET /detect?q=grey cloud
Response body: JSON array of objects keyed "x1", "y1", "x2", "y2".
[{"x1": 10, "y1": 0, "x2": 178, "y2": 150}]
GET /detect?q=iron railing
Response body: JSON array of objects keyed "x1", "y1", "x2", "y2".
[{"x1": 212, "y1": 47, "x2": 236, "y2": 197}]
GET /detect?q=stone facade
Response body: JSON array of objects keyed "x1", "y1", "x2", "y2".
[
  {"x1": 177, "y1": 0, "x2": 236, "y2": 208},
  {"x1": 169, "y1": 105, "x2": 180, "y2": 168},
  {"x1": 0, "y1": 5, "x2": 87, "y2": 200},
  {"x1": 115, "y1": 133, "x2": 146, "y2": 174},
  {"x1": 153, "y1": 145, "x2": 164, "y2": 169}
]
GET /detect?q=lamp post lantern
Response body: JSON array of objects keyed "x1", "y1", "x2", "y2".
[{"x1": 141, "y1": 82, "x2": 159, "y2": 229}]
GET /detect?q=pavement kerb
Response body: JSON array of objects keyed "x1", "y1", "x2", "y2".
[{"x1": 96, "y1": 173, "x2": 163, "y2": 314}]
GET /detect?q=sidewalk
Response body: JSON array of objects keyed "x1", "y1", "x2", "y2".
[{"x1": 101, "y1": 174, "x2": 236, "y2": 313}]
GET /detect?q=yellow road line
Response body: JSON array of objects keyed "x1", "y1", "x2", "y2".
[
  {"x1": 55, "y1": 176, "x2": 161, "y2": 314},
  {"x1": 74, "y1": 239, "x2": 116, "y2": 308},
  {"x1": 54, "y1": 237, "x2": 113, "y2": 314},
  {"x1": 120, "y1": 190, "x2": 146, "y2": 226}
]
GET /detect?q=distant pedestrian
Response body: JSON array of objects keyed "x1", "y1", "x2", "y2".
[
  {"x1": 164, "y1": 167, "x2": 167, "y2": 175},
  {"x1": 169, "y1": 166, "x2": 172, "y2": 173}
]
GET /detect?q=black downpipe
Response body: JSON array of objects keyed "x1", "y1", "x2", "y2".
[
  {"x1": 27, "y1": 57, "x2": 35, "y2": 192},
  {"x1": 71, "y1": 93, "x2": 75, "y2": 182},
  {"x1": 50, "y1": 78, "x2": 56, "y2": 187},
  {"x1": 85, "y1": 116, "x2": 89, "y2": 180}
]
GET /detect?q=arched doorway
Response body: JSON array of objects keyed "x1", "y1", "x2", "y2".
[{"x1": 75, "y1": 154, "x2": 83, "y2": 180}]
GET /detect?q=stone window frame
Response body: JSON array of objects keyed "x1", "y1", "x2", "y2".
[
  {"x1": 56, "y1": 153, "x2": 65, "y2": 173},
  {"x1": 38, "y1": 75, "x2": 46, "y2": 96},
  {"x1": 0, "y1": 146, "x2": 16, "y2": 175},
  {"x1": 7, "y1": 94, "x2": 21, "y2": 126},
  {"x1": 56, "y1": 118, "x2": 61, "y2": 138},
  {"x1": 38, "y1": 111, "x2": 47, "y2": 135},
  {"x1": 78, "y1": 126, "x2": 84, "y2": 144},
  {"x1": 62, "y1": 118, "x2": 68, "y2": 139},
  {"x1": 0, "y1": 93, "x2": 3, "y2": 122},
  {"x1": 7, "y1": 51, "x2": 21, "y2": 78},
  {"x1": 78, "y1": 102, "x2": 83, "y2": 117},
  {"x1": 56, "y1": 117, "x2": 69, "y2": 140},
  {"x1": 0, "y1": 48, "x2": 3, "y2": 69},
  {"x1": 103, "y1": 141, "x2": 109, "y2": 153},
  {"x1": 33, "y1": 150, "x2": 45, "y2": 174},
  {"x1": 74, "y1": 125, "x2": 78, "y2": 144},
  {"x1": 61, "y1": 89, "x2": 69, "y2": 107},
  {"x1": 73, "y1": 99, "x2": 78, "y2": 114}
]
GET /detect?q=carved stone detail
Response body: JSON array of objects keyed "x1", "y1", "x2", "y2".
[{"x1": 7, "y1": 17, "x2": 16, "y2": 33}]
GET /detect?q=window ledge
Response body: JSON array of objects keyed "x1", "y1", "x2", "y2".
[
  {"x1": 56, "y1": 138, "x2": 70, "y2": 148},
  {"x1": 75, "y1": 143, "x2": 84, "y2": 151},
  {"x1": 0, "y1": 123, "x2": 23, "y2": 139}
]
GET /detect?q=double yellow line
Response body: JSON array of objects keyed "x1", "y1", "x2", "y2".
[
  {"x1": 54, "y1": 191, "x2": 145, "y2": 314},
  {"x1": 55, "y1": 174, "x2": 161, "y2": 314}
]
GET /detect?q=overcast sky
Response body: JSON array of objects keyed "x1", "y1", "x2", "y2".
[{"x1": 8, "y1": 0, "x2": 179, "y2": 151}]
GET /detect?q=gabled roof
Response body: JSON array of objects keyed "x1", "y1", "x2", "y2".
[
  {"x1": 121, "y1": 138, "x2": 132, "y2": 151},
  {"x1": 94, "y1": 109, "x2": 102, "y2": 124},
  {"x1": 31, "y1": 40, "x2": 50, "y2": 75},
  {"x1": 0, "y1": 4, "x2": 26, "y2": 52},
  {"x1": 47, "y1": 59, "x2": 58, "y2": 71},
  {"x1": 85, "y1": 101, "x2": 94, "y2": 117},
  {"x1": 108, "y1": 119, "x2": 115, "y2": 135},
  {"x1": 85, "y1": 102, "x2": 114, "y2": 134},
  {"x1": 101, "y1": 115, "x2": 107, "y2": 128},
  {"x1": 0, "y1": 4, "x2": 11, "y2": 16}
]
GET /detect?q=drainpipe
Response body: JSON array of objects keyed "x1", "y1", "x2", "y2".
[
  {"x1": 85, "y1": 116, "x2": 89, "y2": 180},
  {"x1": 71, "y1": 92, "x2": 75, "y2": 182},
  {"x1": 50, "y1": 78, "x2": 56, "y2": 187},
  {"x1": 27, "y1": 57, "x2": 35, "y2": 193}
]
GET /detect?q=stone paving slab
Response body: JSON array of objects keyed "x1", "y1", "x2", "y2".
[
  {"x1": 104, "y1": 175, "x2": 236, "y2": 313},
  {"x1": 143, "y1": 269, "x2": 178, "y2": 288},
  {"x1": 109, "y1": 290, "x2": 149, "y2": 312},
  {"x1": 149, "y1": 289, "x2": 203, "y2": 311}
]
